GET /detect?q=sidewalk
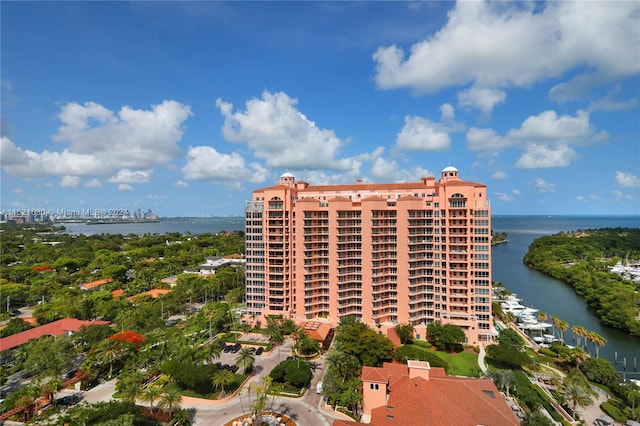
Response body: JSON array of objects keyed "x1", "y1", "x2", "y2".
[{"x1": 477, "y1": 343, "x2": 489, "y2": 375}]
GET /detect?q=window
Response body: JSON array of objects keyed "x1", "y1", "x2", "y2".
[{"x1": 370, "y1": 383, "x2": 379, "y2": 390}]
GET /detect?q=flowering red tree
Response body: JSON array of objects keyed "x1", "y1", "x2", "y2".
[
  {"x1": 32, "y1": 264, "x2": 53, "y2": 273},
  {"x1": 108, "y1": 330, "x2": 147, "y2": 349}
]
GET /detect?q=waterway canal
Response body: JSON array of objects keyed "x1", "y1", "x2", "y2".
[{"x1": 492, "y1": 215, "x2": 640, "y2": 378}]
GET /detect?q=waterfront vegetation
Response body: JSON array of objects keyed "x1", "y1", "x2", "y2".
[
  {"x1": 491, "y1": 230, "x2": 508, "y2": 245},
  {"x1": 523, "y1": 227, "x2": 640, "y2": 337}
]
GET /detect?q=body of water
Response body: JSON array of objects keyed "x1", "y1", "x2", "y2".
[
  {"x1": 492, "y1": 215, "x2": 640, "y2": 376},
  {"x1": 60, "y1": 217, "x2": 245, "y2": 236},
  {"x1": 62, "y1": 215, "x2": 640, "y2": 373}
]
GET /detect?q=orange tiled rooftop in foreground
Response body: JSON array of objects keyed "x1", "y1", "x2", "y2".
[
  {"x1": 335, "y1": 361, "x2": 519, "y2": 426},
  {"x1": 0, "y1": 318, "x2": 110, "y2": 352},
  {"x1": 245, "y1": 166, "x2": 493, "y2": 344}
]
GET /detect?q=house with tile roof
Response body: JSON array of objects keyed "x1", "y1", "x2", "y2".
[
  {"x1": 79, "y1": 278, "x2": 114, "y2": 290},
  {"x1": 127, "y1": 288, "x2": 172, "y2": 301},
  {"x1": 334, "y1": 360, "x2": 519, "y2": 426},
  {"x1": 0, "y1": 318, "x2": 111, "y2": 364},
  {"x1": 299, "y1": 320, "x2": 335, "y2": 351}
]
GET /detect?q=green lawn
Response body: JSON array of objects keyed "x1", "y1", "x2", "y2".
[{"x1": 427, "y1": 349, "x2": 481, "y2": 376}]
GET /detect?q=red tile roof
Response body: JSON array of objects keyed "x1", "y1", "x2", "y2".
[
  {"x1": 0, "y1": 318, "x2": 111, "y2": 352},
  {"x1": 300, "y1": 321, "x2": 332, "y2": 343},
  {"x1": 352, "y1": 362, "x2": 519, "y2": 426},
  {"x1": 361, "y1": 366, "x2": 387, "y2": 383},
  {"x1": 79, "y1": 278, "x2": 114, "y2": 290},
  {"x1": 127, "y1": 288, "x2": 172, "y2": 301}
]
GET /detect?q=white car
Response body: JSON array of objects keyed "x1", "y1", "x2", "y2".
[{"x1": 316, "y1": 381, "x2": 323, "y2": 394}]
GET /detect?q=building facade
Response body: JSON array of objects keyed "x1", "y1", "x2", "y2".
[{"x1": 244, "y1": 166, "x2": 493, "y2": 343}]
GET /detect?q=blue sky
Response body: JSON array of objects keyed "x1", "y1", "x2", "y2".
[{"x1": 1, "y1": 1, "x2": 639, "y2": 217}]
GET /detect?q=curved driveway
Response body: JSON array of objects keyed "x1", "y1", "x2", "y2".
[{"x1": 81, "y1": 338, "x2": 347, "y2": 426}]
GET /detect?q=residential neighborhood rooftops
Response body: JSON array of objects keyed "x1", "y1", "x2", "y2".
[
  {"x1": 79, "y1": 278, "x2": 114, "y2": 290},
  {"x1": 0, "y1": 318, "x2": 111, "y2": 352},
  {"x1": 128, "y1": 288, "x2": 172, "y2": 301}
]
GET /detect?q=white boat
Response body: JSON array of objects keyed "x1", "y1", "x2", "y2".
[
  {"x1": 519, "y1": 321, "x2": 552, "y2": 331},
  {"x1": 500, "y1": 294, "x2": 538, "y2": 316}
]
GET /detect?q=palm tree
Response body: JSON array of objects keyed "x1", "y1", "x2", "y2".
[
  {"x1": 557, "y1": 319, "x2": 569, "y2": 342},
  {"x1": 551, "y1": 315, "x2": 560, "y2": 338},
  {"x1": 572, "y1": 325, "x2": 586, "y2": 348},
  {"x1": 296, "y1": 335, "x2": 321, "y2": 356},
  {"x1": 212, "y1": 368, "x2": 234, "y2": 398},
  {"x1": 589, "y1": 331, "x2": 606, "y2": 358},
  {"x1": 119, "y1": 380, "x2": 143, "y2": 403},
  {"x1": 570, "y1": 346, "x2": 588, "y2": 366},
  {"x1": 537, "y1": 311, "x2": 548, "y2": 323},
  {"x1": 290, "y1": 324, "x2": 307, "y2": 346},
  {"x1": 157, "y1": 384, "x2": 182, "y2": 417},
  {"x1": 583, "y1": 330, "x2": 592, "y2": 354},
  {"x1": 326, "y1": 350, "x2": 361, "y2": 383},
  {"x1": 558, "y1": 381, "x2": 594, "y2": 419},
  {"x1": 537, "y1": 311, "x2": 548, "y2": 338},
  {"x1": 94, "y1": 338, "x2": 121, "y2": 378},
  {"x1": 141, "y1": 386, "x2": 162, "y2": 415},
  {"x1": 265, "y1": 318, "x2": 283, "y2": 346},
  {"x1": 171, "y1": 409, "x2": 192, "y2": 426},
  {"x1": 43, "y1": 376, "x2": 64, "y2": 406},
  {"x1": 339, "y1": 387, "x2": 362, "y2": 416},
  {"x1": 235, "y1": 347, "x2": 256, "y2": 374},
  {"x1": 490, "y1": 369, "x2": 516, "y2": 398}
]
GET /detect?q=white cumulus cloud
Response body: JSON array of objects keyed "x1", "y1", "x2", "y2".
[
  {"x1": 468, "y1": 109, "x2": 604, "y2": 168},
  {"x1": 373, "y1": 1, "x2": 640, "y2": 100},
  {"x1": 466, "y1": 128, "x2": 509, "y2": 152},
  {"x1": 1, "y1": 136, "x2": 30, "y2": 165},
  {"x1": 615, "y1": 171, "x2": 640, "y2": 188},
  {"x1": 530, "y1": 177, "x2": 556, "y2": 193},
  {"x1": 496, "y1": 192, "x2": 514, "y2": 201},
  {"x1": 507, "y1": 110, "x2": 600, "y2": 143},
  {"x1": 118, "y1": 184, "x2": 134, "y2": 191},
  {"x1": 396, "y1": 116, "x2": 451, "y2": 151},
  {"x1": 1, "y1": 101, "x2": 191, "y2": 181},
  {"x1": 516, "y1": 144, "x2": 578, "y2": 169},
  {"x1": 216, "y1": 91, "x2": 357, "y2": 171},
  {"x1": 107, "y1": 169, "x2": 153, "y2": 184},
  {"x1": 60, "y1": 176, "x2": 81, "y2": 188},
  {"x1": 84, "y1": 179, "x2": 102, "y2": 188},
  {"x1": 182, "y1": 146, "x2": 269, "y2": 184},
  {"x1": 458, "y1": 87, "x2": 506, "y2": 118}
]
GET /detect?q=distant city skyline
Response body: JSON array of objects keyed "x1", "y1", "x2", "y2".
[{"x1": 1, "y1": 2, "x2": 639, "y2": 216}]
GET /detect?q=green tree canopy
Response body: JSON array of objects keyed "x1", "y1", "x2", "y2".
[{"x1": 427, "y1": 323, "x2": 466, "y2": 352}]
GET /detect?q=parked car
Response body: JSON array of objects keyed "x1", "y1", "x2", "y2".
[
  {"x1": 56, "y1": 395, "x2": 80, "y2": 406},
  {"x1": 255, "y1": 347, "x2": 264, "y2": 355}
]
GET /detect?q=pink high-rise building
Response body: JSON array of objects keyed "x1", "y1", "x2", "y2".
[{"x1": 244, "y1": 166, "x2": 493, "y2": 343}]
